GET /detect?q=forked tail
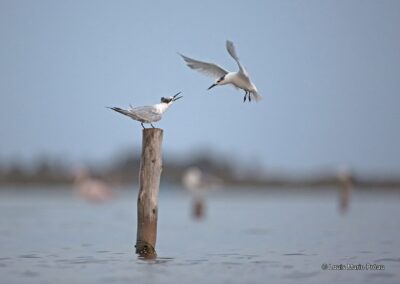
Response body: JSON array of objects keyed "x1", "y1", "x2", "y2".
[
  {"x1": 107, "y1": 107, "x2": 131, "y2": 117},
  {"x1": 251, "y1": 91, "x2": 262, "y2": 102}
]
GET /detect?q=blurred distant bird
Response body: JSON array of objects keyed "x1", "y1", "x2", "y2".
[
  {"x1": 73, "y1": 169, "x2": 113, "y2": 203},
  {"x1": 182, "y1": 167, "x2": 222, "y2": 195},
  {"x1": 182, "y1": 167, "x2": 222, "y2": 220},
  {"x1": 108, "y1": 92, "x2": 183, "y2": 128},
  {"x1": 179, "y1": 41, "x2": 261, "y2": 102}
]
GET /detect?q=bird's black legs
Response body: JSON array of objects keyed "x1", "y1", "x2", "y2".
[
  {"x1": 141, "y1": 123, "x2": 155, "y2": 129},
  {"x1": 242, "y1": 91, "x2": 253, "y2": 103},
  {"x1": 243, "y1": 91, "x2": 251, "y2": 103}
]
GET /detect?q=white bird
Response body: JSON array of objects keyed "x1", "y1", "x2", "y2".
[
  {"x1": 73, "y1": 169, "x2": 113, "y2": 203},
  {"x1": 182, "y1": 166, "x2": 223, "y2": 196},
  {"x1": 180, "y1": 40, "x2": 261, "y2": 103},
  {"x1": 108, "y1": 92, "x2": 183, "y2": 128}
]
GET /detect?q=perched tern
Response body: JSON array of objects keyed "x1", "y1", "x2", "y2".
[
  {"x1": 180, "y1": 40, "x2": 261, "y2": 102},
  {"x1": 108, "y1": 92, "x2": 183, "y2": 129}
]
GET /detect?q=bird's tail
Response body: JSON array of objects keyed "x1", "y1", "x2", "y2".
[
  {"x1": 107, "y1": 107, "x2": 131, "y2": 117},
  {"x1": 251, "y1": 91, "x2": 262, "y2": 102}
]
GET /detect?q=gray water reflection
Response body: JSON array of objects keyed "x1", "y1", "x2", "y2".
[{"x1": 0, "y1": 187, "x2": 399, "y2": 284}]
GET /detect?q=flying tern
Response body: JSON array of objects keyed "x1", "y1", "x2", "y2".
[
  {"x1": 180, "y1": 40, "x2": 261, "y2": 102},
  {"x1": 108, "y1": 92, "x2": 183, "y2": 129}
]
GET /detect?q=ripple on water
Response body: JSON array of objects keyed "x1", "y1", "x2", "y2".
[
  {"x1": 207, "y1": 253, "x2": 241, "y2": 257},
  {"x1": 374, "y1": 257, "x2": 400, "y2": 263},
  {"x1": 283, "y1": 271, "x2": 319, "y2": 279},
  {"x1": 19, "y1": 254, "x2": 41, "y2": 259},
  {"x1": 251, "y1": 260, "x2": 279, "y2": 265},
  {"x1": 185, "y1": 258, "x2": 208, "y2": 264},
  {"x1": 234, "y1": 254, "x2": 258, "y2": 260},
  {"x1": 137, "y1": 257, "x2": 174, "y2": 265},
  {"x1": 53, "y1": 255, "x2": 120, "y2": 265},
  {"x1": 339, "y1": 255, "x2": 358, "y2": 261},
  {"x1": 221, "y1": 261, "x2": 242, "y2": 266},
  {"x1": 20, "y1": 270, "x2": 40, "y2": 277},
  {"x1": 366, "y1": 272, "x2": 395, "y2": 279}
]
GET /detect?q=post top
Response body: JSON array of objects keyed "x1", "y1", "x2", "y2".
[{"x1": 143, "y1": 128, "x2": 163, "y2": 132}]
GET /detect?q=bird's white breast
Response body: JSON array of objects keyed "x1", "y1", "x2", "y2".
[
  {"x1": 154, "y1": 103, "x2": 171, "y2": 114},
  {"x1": 228, "y1": 73, "x2": 255, "y2": 91}
]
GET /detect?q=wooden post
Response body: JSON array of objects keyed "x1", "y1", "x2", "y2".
[
  {"x1": 192, "y1": 196, "x2": 205, "y2": 220},
  {"x1": 135, "y1": 128, "x2": 163, "y2": 257}
]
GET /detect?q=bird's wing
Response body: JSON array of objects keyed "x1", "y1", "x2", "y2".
[
  {"x1": 226, "y1": 40, "x2": 248, "y2": 76},
  {"x1": 131, "y1": 106, "x2": 162, "y2": 122},
  {"x1": 179, "y1": 53, "x2": 228, "y2": 79}
]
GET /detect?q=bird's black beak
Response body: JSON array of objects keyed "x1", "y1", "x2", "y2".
[
  {"x1": 172, "y1": 92, "x2": 183, "y2": 101},
  {"x1": 208, "y1": 83, "x2": 217, "y2": 90}
]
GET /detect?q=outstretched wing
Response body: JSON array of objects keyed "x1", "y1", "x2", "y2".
[
  {"x1": 226, "y1": 40, "x2": 248, "y2": 76},
  {"x1": 179, "y1": 53, "x2": 228, "y2": 79}
]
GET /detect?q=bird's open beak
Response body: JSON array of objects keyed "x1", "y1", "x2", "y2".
[
  {"x1": 173, "y1": 92, "x2": 183, "y2": 101},
  {"x1": 208, "y1": 83, "x2": 217, "y2": 90}
]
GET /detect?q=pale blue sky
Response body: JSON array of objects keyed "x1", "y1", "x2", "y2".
[{"x1": 0, "y1": 0, "x2": 399, "y2": 174}]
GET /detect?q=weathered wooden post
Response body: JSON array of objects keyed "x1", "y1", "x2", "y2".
[
  {"x1": 135, "y1": 128, "x2": 163, "y2": 258},
  {"x1": 192, "y1": 196, "x2": 205, "y2": 220}
]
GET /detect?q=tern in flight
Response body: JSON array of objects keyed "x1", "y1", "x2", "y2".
[
  {"x1": 108, "y1": 92, "x2": 183, "y2": 129},
  {"x1": 180, "y1": 41, "x2": 261, "y2": 102}
]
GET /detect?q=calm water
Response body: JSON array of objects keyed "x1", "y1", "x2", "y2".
[{"x1": 0, "y1": 186, "x2": 399, "y2": 284}]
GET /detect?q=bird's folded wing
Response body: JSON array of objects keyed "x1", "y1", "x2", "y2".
[
  {"x1": 179, "y1": 53, "x2": 228, "y2": 79},
  {"x1": 226, "y1": 40, "x2": 248, "y2": 76},
  {"x1": 131, "y1": 106, "x2": 161, "y2": 121}
]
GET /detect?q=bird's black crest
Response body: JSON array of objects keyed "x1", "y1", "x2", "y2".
[{"x1": 161, "y1": 97, "x2": 171, "y2": 103}]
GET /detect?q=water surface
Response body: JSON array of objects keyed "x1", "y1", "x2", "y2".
[{"x1": 0, "y1": 186, "x2": 399, "y2": 283}]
